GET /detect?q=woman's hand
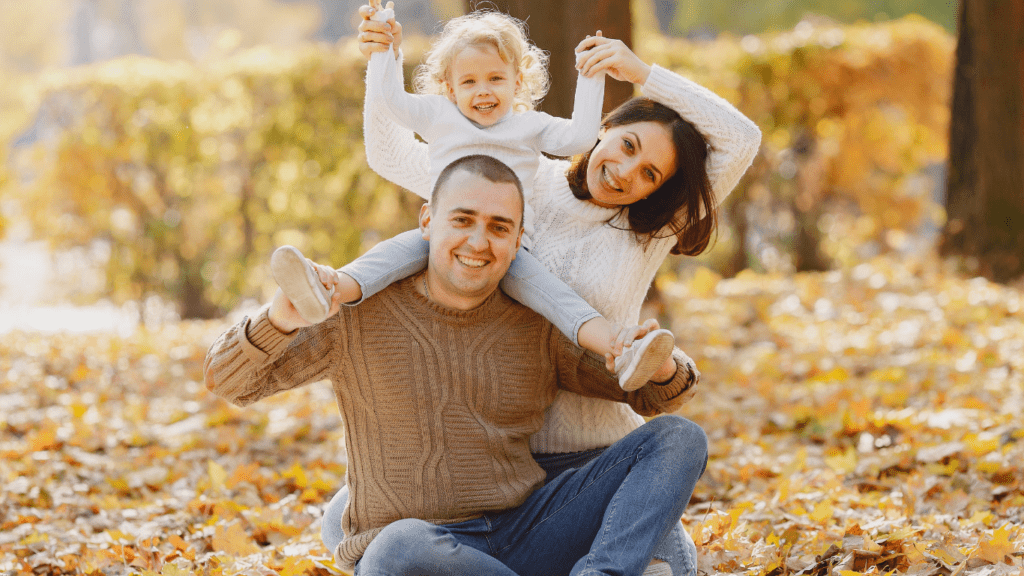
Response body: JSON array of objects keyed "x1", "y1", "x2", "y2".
[
  {"x1": 357, "y1": 0, "x2": 402, "y2": 60},
  {"x1": 574, "y1": 31, "x2": 652, "y2": 86}
]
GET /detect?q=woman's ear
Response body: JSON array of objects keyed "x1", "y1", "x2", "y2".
[{"x1": 598, "y1": 126, "x2": 607, "y2": 140}]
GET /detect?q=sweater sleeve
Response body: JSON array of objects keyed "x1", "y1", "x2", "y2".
[
  {"x1": 366, "y1": 50, "x2": 448, "y2": 140},
  {"x1": 203, "y1": 306, "x2": 339, "y2": 407},
  {"x1": 641, "y1": 63, "x2": 761, "y2": 211},
  {"x1": 550, "y1": 332, "x2": 693, "y2": 417},
  {"x1": 362, "y1": 50, "x2": 433, "y2": 201},
  {"x1": 534, "y1": 72, "x2": 605, "y2": 157}
]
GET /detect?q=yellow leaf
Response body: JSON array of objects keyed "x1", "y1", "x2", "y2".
[
  {"x1": 825, "y1": 447, "x2": 858, "y2": 474},
  {"x1": 966, "y1": 510, "x2": 993, "y2": 526},
  {"x1": 689, "y1": 267, "x2": 721, "y2": 298},
  {"x1": 208, "y1": 460, "x2": 227, "y2": 490},
  {"x1": 811, "y1": 500, "x2": 834, "y2": 523},
  {"x1": 975, "y1": 525, "x2": 1017, "y2": 564},
  {"x1": 210, "y1": 522, "x2": 260, "y2": 556}
]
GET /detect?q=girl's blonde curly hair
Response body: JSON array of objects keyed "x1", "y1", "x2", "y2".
[{"x1": 413, "y1": 11, "x2": 549, "y2": 112}]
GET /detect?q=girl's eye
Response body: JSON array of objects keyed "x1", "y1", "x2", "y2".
[{"x1": 645, "y1": 168, "x2": 655, "y2": 181}]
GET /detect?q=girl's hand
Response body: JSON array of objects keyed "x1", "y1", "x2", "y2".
[
  {"x1": 574, "y1": 31, "x2": 652, "y2": 86},
  {"x1": 602, "y1": 318, "x2": 661, "y2": 372},
  {"x1": 357, "y1": 1, "x2": 402, "y2": 60}
]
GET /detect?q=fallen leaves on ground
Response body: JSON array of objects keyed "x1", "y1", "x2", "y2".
[
  {"x1": 668, "y1": 256, "x2": 1024, "y2": 575},
  {"x1": 1, "y1": 254, "x2": 1022, "y2": 575}
]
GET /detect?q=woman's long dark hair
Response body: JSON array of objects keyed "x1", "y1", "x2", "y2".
[{"x1": 566, "y1": 98, "x2": 716, "y2": 256}]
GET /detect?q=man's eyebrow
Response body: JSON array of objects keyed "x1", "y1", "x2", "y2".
[{"x1": 450, "y1": 207, "x2": 516, "y2": 226}]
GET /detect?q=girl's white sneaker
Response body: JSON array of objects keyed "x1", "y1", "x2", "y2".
[
  {"x1": 615, "y1": 328, "x2": 675, "y2": 391},
  {"x1": 271, "y1": 246, "x2": 335, "y2": 324}
]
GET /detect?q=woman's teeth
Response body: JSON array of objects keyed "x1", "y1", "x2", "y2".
[{"x1": 602, "y1": 166, "x2": 622, "y2": 192}]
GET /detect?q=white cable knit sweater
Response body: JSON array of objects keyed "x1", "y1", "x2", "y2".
[{"x1": 363, "y1": 63, "x2": 761, "y2": 453}]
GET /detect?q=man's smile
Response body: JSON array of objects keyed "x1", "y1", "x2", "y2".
[{"x1": 455, "y1": 254, "x2": 489, "y2": 268}]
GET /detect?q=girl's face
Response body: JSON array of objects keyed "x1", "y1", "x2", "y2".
[
  {"x1": 585, "y1": 121, "x2": 678, "y2": 207},
  {"x1": 447, "y1": 43, "x2": 521, "y2": 127}
]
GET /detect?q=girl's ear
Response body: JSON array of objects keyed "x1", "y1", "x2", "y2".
[{"x1": 598, "y1": 126, "x2": 607, "y2": 140}]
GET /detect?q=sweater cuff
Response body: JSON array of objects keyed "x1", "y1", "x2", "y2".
[
  {"x1": 645, "y1": 356, "x2": 695, "y2": 402},
  {"x1": 241, "y1": 305, "x2": 297, "y2": 363}
]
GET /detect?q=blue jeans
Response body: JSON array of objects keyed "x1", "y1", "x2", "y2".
[
  {"x1": 322, "y1": 416, "x2": 707, "y2": 576},
  {"x1": 339, "y1": 229, "x2": 601, "y2": 346}
]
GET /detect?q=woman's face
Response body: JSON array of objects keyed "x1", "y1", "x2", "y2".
[{"x1": 585, "y1": 121, "x2": 678, "y2": 207}]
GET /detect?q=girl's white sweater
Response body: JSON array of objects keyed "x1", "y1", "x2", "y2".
[{"x1": 363, "y1": 62, "x2": 761, "y2": 453}]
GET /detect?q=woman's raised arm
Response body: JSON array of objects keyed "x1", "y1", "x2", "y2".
[{"x1": 575, "y1": 34, "x2": 761, "y2": 207}]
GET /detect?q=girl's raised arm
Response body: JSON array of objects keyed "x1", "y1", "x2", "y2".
[{"x1": 358, "y1": 4, "x2": 433, "y2": 200}]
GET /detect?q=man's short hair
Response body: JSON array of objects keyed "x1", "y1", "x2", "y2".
[{"x1": 431, "y1": 155, "x2": 525, "y2": 225}]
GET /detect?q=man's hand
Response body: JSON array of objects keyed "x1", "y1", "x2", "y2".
[
  {"x1": 268, "y1": 261, "x2": 346, "y2": 334},
  {"x1": 358, "y1": 1, "x2": 402, "y2": 60}
]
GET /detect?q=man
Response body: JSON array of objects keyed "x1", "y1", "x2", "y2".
[{"x1": 204, "y1": 155, "x2": 707, "y2": 575}]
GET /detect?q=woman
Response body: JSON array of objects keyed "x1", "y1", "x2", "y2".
[{"x1": 322, "y1": 6, "x2": 762, "y2": 575}]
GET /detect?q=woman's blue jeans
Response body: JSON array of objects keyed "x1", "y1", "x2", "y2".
[{"x1": 321, "y1": 416, "x2": 707, "y2": 576}]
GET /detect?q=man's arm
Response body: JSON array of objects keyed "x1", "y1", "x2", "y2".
[
  {"x1": 552, "y1": 332, "x2": 698, "y2": 417},
  {"x1": 204, "y1": 305, "x2": 339, "y2": 407}
]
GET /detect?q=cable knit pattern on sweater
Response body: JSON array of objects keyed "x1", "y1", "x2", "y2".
[
  {"x1": 363, "y1": 63, "x2": 761, "y2": 453},
  {"x1": 203, "y1": 278, "x2": 695, "y2": 568}
]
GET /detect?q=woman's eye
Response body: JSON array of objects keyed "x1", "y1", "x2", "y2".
[
  {"x1": 623, "y1": 139, "x2": 634, "y2": 152},
  {"x1": 645, "y1": 169, "x2": 655, "y2": 181}
]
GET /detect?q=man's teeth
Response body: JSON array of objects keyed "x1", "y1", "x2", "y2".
[{"x1": 457, "y1": 255, "x2": 487, "y2": 268}]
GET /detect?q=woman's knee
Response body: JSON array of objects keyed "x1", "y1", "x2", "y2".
[{"x1": 646, "y1": 415, "x2": 708, "y2": 469}]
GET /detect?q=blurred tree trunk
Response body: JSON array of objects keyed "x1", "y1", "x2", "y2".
[
  {"x1": 464, "y1": 0, "x2": 634, "y2": 117},
  {"x1": 942, "y1": 0, "x2": 1024, "y2": 282}
]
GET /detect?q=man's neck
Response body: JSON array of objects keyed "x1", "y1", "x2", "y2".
[{"x1": 418, "y1": 271, "x2": 492, "y2": 311}]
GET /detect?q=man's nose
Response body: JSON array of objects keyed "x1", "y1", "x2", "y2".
[{"x1": 466, "y1": 226, "x2": 488, "y2": 250}]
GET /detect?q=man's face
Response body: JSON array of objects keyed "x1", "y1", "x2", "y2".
[{"x1": 420, "y1": 169, "x2": 523, "y2": 309}]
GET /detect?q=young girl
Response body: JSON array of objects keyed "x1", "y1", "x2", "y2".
[{"x1": 272, "y1": 4, "x2": 674, "y2": 391}]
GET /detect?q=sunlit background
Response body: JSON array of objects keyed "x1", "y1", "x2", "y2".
[{"x1": 0, "y1": 0, "x2": 957, "y2": 331}]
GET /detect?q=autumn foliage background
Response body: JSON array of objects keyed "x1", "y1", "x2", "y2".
[{"x1": 1, "y1": 2, "x2": 1023, "y2": 575}]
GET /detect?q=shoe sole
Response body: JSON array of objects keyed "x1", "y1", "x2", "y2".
[
  {"x1": 271, "y1": 246, "x2": 331, "y2": 324},
  {"x1": 619, "y1": 329, "x2": 675, "y2": 392}
]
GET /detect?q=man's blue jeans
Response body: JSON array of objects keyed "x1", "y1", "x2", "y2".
[{"x1": 342, "y1": 416, "x2": 707, "y2": 576}]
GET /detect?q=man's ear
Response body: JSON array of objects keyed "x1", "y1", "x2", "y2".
[
  {"x1": 419, "y1": 203, "x2": 432, "y2": 241},
  {"x1": 514, "y1": 226, "x2": 523, "y2": 254}
]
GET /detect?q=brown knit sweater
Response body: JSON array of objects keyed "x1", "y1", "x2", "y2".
[{"x1": 204, "y1": 277, "x2": 695, "y2": 568}]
